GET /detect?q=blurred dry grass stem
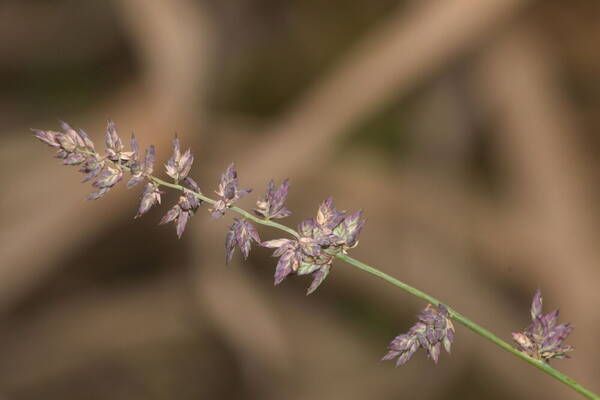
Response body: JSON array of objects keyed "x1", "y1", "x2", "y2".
[{"x1": 1, "y1": 0, "x2": 599, "y2": 398}]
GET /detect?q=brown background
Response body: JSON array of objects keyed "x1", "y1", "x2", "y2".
[{"x1": 0, "y1": 0, "x2": 599, "y2": 399}]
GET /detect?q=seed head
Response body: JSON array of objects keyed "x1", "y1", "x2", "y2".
[
  {"x1": 383, "y1": 304, "x2": 455, "y2": 366},
  {"x1": 512, "y1": 290, "x2": 574, "y2": 362},
  {"x1": 225, "y1": 219, "x2": 261, "y2": 264},
  {"x1": 254, "y1": 179, "x2": 292, "y2": 219},
  {"x1": 210, "y1": 163, "x2": 252, "y2": 218}
]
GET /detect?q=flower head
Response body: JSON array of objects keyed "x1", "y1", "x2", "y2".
[
  {"x1": 225, "y1": 219, "x2": 261, "y2": 264},
  {"x1": 262, "y1": 239, "x2": 304, "y2": 285},
  {"x1": 383, "y1": 304, "x2": 455, "y2": 366},
  {"x1": 254, "y1": 179, "x2": 292, "y2": 219},
  {"x1": 259, "y1": 197, "x2": 365, "y2": 294},
  {"x1": 312, "y1": 197, "x2": 365, "y2": 252},
  {"x1": 33, "y1": 121, "x2": 94, "y2": 159},
  {"x1": 34, "y1": 121, "x2": 157, "y2": 201},
  {"x1": 165, "y1": 135, "x2": 193, "y2": 182},
  {"x1": 512, "y1": 289, "x2": 574, "y2": 362},
  {"x1": 136, "y1": 182, "x2": 162, "y2": 218},
  {"x1": 105, "y1": 120, "x2": 125, "y2": 161},
  {"x1": 159, "y1": 191, "x2": 201, "y2": 238},
  {"x1": 127, "y1": 143, "x2": 155, "y2": 188},
  {"x1": 210, "y1": 163, "x2": 251, "y2": 218}
]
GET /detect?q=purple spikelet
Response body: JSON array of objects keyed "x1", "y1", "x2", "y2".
[
  {"x1": 383, "y1": 304, "x2": 455, "y2": 366},
  {"x1": 512, "y1": 290, "x2": 574, "y2": 362},
  {"x1": 128, "y1": 144, "x2": 155, "y2": 188},
  {"x1": 105, "y1": 120, "x2": 125, "y2": 161},
  {"x1": 255, "y1": 179, "x2": 292, "y2": 219},
  {"x1": 210, "y1": 163, "x2": 252, "y2": 218},
  {"x1": 159, "y1": 191, "x2": 201, "y2": 238},
  {"x1": 225, "y1": 219, "x2": 261, "y2": 263},
  {"x1": 165, "y1": 135, "x2": 194, "y2": 182},
  {"x1": 261, "y1": 239, "x2": 303, "y2": 285},
  {"x1": 33, "y1": 121, "x2": 160, "y2": 201},
  {"x1": 136, "y1": 182, "x2": 162, "y2": 218},
  {"x1": 258, "y1": 196, "x2": 365, "y2": 294},
  {"x1": 316, "y1": 196, "x2": 346, "y2": 231}
]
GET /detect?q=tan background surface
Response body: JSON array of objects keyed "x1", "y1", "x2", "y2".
[{"x1": 0, "y1": 1, "x2": 599, "y2": 398}]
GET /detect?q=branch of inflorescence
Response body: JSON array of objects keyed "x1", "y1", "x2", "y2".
[
  {"x1": 148, "y1": 171, "x2": 599, "y2": 400},
  {"x1": 74, "y1": 148, "x2": 599, "y2": 400}
]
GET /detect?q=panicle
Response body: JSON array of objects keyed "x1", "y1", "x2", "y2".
[{"x1": 32, "y1": 120, "x2": 592, "y2": 392}]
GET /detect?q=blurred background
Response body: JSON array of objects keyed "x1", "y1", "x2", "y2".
[{"x1": 1, "y1": 0, "x2": 599, "y2": 399}]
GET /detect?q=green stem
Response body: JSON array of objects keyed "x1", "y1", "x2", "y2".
[
  {"x1": 95, "y1": 153, "x2": 598, "y2": 399},
  {"x1": 336, "y1": 253, "x2": 599, "y2": 400}
]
